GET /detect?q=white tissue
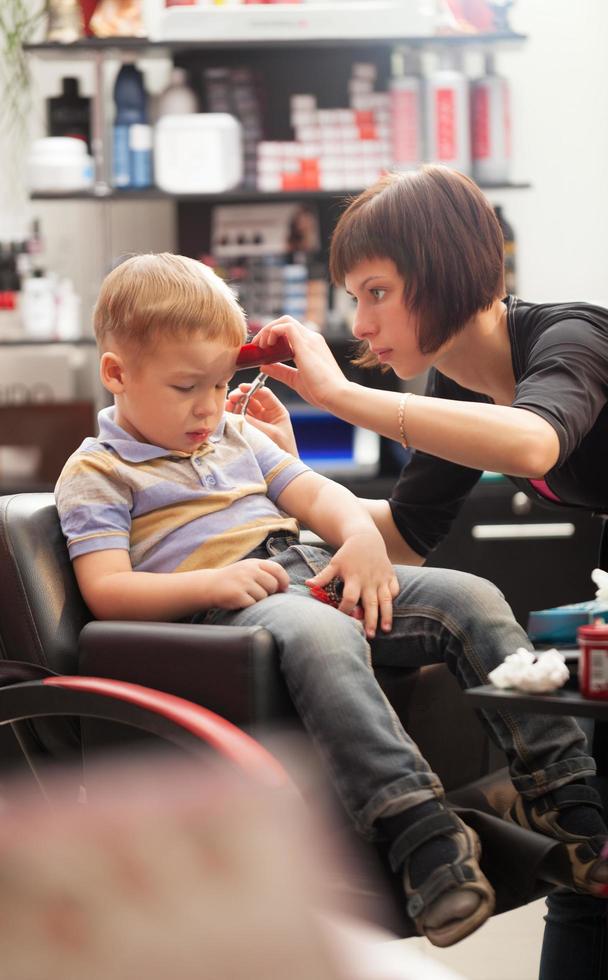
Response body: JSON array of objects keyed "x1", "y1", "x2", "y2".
[
  {"x1": 488, "y1": 647, "x2": 570, "y2": 694},
  {"x1": 591, "y1": 567, "x2": 608, "y2": 603}
]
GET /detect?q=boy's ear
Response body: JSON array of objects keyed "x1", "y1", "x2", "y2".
[{"x1": 100, "y1": 351, "x2": 127, "y2": 394}]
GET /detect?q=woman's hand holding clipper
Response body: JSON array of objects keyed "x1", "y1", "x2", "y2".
[{"x1": 254, "y1": 316, "x2": 351, "y2": 412}]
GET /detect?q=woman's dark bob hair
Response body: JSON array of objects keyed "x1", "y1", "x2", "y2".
[{"x1": 329, "y1": 165, "x2": 506, "y2": 363}]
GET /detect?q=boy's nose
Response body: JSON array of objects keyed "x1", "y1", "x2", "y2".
[{"x1": 193, "y1": 398, "x2": 215, "y2": 418}]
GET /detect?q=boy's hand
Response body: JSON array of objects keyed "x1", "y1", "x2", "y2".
[
  {"x1": 306, "y1": 532, "x2": 399, "y2": 638},
  {"x1": 226, "y1": 384, "x2": 299, "y2": 456},
  {"x1": 207, "y1": 559, "x2": 290, "y2": 609}
]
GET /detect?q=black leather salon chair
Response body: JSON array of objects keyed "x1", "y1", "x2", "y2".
[{"x1": 0, "y1": 493, "x2": 574, "y2": 935}]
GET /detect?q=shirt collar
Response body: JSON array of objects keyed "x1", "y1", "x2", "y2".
[{"x1": 97, "y1": 406, "x2": 226, "y2": 463}]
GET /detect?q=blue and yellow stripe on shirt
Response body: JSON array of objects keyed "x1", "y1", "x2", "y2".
[{"x1": 55, "y1": 406, "x2": 309, "y2": 572}]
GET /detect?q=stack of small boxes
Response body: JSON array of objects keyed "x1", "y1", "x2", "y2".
[
  {"x1": 256, "y1": 63, "x2": 391, "y2": 193},
  {"x1": 203, "y1": 65, "x2": 264, "y2": 188}
]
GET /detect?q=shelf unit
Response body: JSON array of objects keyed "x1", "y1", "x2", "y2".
[
  {"x1": 25, "y1": 33, "x2": 528, "y2": 328},
  {"x1": 26, "y1": 31, "x2": 527, "y2": 198},
  {"x1": 24, "y1": 29, "x2": 529, "y2": 314}
]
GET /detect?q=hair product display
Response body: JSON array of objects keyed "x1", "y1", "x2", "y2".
[
  {"x1": 47, "y1": 77, "x2": 91, "y2": 151},
  {"x1": 26, "y1": 137, "x2": 94, "y2": 194},
  {"x1": 471, "y1": 54, "x2": 511, "y2": 185},
  {"x1": 46, "y1": 0, "x2": 84, "y2": 43},
  {"x1": 425, "y1": 49, "x2": 471, "y2": 175},
  {"x1": 112, "y1": 63, "x2": 151, "y2": 189},
  {"x1": 156, "y1": 67, "x2": 198, "y2": 117},
  {"x1": 390, "y1": 49, "x2": 423, "y2": 171}
]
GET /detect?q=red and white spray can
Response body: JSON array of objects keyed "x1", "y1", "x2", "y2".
[
  {"x1": 426, "y1": 49, "x2": 471, "y2": 176},
  {"x1": 390, "y1": 49, "x2": 423, "y2": 171},
  {"x1": 471, "y1": 53, "x2": 511, "y2": 185}
]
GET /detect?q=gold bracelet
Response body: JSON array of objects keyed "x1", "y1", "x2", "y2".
[{"x1": 398, "y1": 392, "x2": 413, "y2": 448}]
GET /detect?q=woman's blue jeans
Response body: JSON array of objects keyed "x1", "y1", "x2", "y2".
[
  {"x1": 202, "y1": 538, "x2": 596, "y2": 838},
  {"x1": 540, "y1": 890, "x2": 607, "y2": 980},
  {"x1": 540, "y1": 767, "x2": 608, "y2": 980}
]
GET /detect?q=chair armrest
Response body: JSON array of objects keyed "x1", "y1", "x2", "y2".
[{"x1": 78, "y1": 621, "x2": 297, "y2": 727}]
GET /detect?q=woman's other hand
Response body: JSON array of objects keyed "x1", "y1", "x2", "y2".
[
  {"x1": 254, "y1": 316, "x2": 351, "y2": 411},
  {"x1": 226, "y1": 383, "x2": 299, "y2": 456}
]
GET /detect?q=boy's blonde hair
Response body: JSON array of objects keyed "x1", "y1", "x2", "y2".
[{"x1": 94, "y1": 253, "x2": 247, "y2": 353}]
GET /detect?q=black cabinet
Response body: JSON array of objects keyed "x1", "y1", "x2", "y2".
[
  {"x1": 345, "y1": 474, "x2": 601, "y2": 629},
  {"x1": 428, "y1": 479, "x2": 600, "y2": 628}
]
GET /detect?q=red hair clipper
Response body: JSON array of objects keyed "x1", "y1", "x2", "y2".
[
  {"x1": 307, "y1": 579, "x2": 344, "y2": 608},
  {"x1": 235, "y1": 335, "x2": 293, "y2": 371}
]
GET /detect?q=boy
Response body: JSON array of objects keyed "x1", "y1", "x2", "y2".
[{"x1": 56, "y1": 253, "x2": 607, "y2": 949}]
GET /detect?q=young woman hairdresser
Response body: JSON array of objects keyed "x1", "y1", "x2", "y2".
[{"x1": 228, "y1": 165, "x2": 608, "y2": 979}]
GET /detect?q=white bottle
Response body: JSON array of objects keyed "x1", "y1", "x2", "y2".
[
  {"x1": 425, "y1": 49, "x2": 471, "y2": 175},
  {"x1": 20, "y1": 272, "x2": 56, "y2": 339},
  {"x1": 390, "y1": 48, "x2": 423, "y2": 171},
  {"x1": 157, "y1": 67, "x2": 198, "y2": 117},
  {"x1": 471, "y1": 53, "x2": 511, "y2": 185},
  {"x1": 55, "y1": 278, "x2": 82, "y2": 340}
]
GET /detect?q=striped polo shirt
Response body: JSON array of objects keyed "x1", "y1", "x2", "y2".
[{"x1": 55, "y1": 406, "x2": 309, "y2": 572}]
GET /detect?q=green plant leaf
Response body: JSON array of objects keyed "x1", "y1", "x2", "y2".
[{"x1": 0, "y1": 1, "x2": 46, "y2": 137}]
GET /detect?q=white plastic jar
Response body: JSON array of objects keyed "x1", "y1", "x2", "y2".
[{"x1": 26, "y1": 137, "x2": 94, "y2": 193}]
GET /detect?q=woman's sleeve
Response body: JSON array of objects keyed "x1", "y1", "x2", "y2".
[
  {"x1": 388, "y1": 371, "x2": 483, "y2": 557},
  {"x1": 512, "y1": 319, "x2": 608, "y2": 466},
  {"x1": 389, "y1": 453, "x2": 482, "y2": 558}
]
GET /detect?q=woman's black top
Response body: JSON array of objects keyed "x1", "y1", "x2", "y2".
[{"x1": 389, "y1": 296, "x2": 608, "y2": 558}]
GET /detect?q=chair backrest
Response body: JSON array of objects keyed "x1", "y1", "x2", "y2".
[
  {"x1": 0, "y1": 493, "x2": 91, "y2": 675},
  {"x1": 0, "y1": 493, "x2": 91, "y2": 761}
]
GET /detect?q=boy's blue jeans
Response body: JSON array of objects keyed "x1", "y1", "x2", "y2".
[{"x1": 201, "y1": 537, "x2": 595, "y2": 840}]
